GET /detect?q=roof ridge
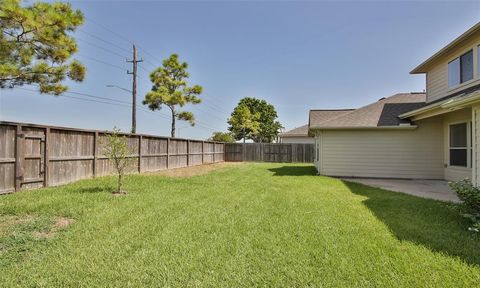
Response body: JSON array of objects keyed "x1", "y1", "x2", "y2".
[
  {"x1": 309, "y1": 108, "x2": 354, "y2": 112},
  {"x1": 350, "y1": 92, "x2": 425, "y2": 112}
]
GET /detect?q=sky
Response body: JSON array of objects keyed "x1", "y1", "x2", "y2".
[{"x1": 1, "y1": 0, "x2": 479, "y2": 139}]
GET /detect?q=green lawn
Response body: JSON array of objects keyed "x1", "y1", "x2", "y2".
[{"x1": 0, "y1": 163, "x2": 479, "y2": 287}]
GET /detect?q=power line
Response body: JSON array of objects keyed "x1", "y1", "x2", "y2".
[
  {"x1": 77, "y1": 54, "x2": 126, "y2": 72},
  {"x1": 76, "y1": 37, "x2": 129, "y2": 59},
  {"x1": 78, "y1": 28, "x2": 132, "y2": 54},
  {"x1": 77, "y1": 21, "x2": 232, "y2": 116},
  {"x1": 138, "y1": 65, "x2": 151, "y2": 74},
  {"x1": 75, "y1": 19, "x2": 227, "y2": 132},
  {"x1": 85, "y1": 17, "x2": 163, "y2": 66},
  {"x1": 14, "y1": 87, "x2": 219, "y2": 132},
  {"x1": 85, "y1": 17, "x2": 133, "y2": 45}
]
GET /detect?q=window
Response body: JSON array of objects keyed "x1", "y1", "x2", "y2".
[
  {"x1": 449, "y1": 122, "x2": 472, "y2": 167},
  {"x1": 448, "y1": 58, "x2": 460, "y2": 87},
  {"x1": 448, "y1": 50, "x2": 474, "y2": 88},
  {"x1": 478, "y1": 45, "x2": 480, "y2": 77}
]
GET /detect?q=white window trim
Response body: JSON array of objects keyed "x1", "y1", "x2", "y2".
[
  {"x1": 448, "y1": 121, "x2": 472, "y2": 168},
  {"x1": 447, "y1": 43, "x2": 480, "y2": 92}
]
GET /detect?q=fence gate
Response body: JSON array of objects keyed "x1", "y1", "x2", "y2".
[{"x1": 17, "y1": 126, "x2": 47, "y2": 190}]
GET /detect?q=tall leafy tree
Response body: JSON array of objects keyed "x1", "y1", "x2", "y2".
[
  {"x1": 143, "y1": 54, "x2": 202, "y2": 137},
  {"x1": 229, "y1": 97, "x2": 282, "y2": 143},
  {"x1": 227, "y1": 104, "x2": 260, "y2": 143},
  {"x1": 209, "y1": 131, "x2": 235, "y2": 143},
  {"x1": 0, "y1": 0, "x2": 85, "y2": 94}
]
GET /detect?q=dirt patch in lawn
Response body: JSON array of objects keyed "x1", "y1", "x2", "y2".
[
  {"x1": 0, "y1": 215, "x2": 73, "y2": 240},
  {"x1": 0, "y1": 215, "x2": 74, "y2": 264},
  {"x1": 148, "y1": 162, "x2": 243, "y2": 178},
  {"x1": 0, "y1": 215, "x2": 35, "y2": 237}
]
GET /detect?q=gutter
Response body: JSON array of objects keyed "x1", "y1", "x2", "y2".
[
  {"x1": 399, "y1": 90, "x2": 480, "y2": 119},
  {"x1": 309, "y1": 125, "x2": 417, "y2": 131},
  {"x1": 279, "y1": 134, "x2": 311, "y2": 137}
]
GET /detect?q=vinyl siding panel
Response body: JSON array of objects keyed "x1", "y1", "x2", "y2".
[
  {"x1": 426, "y1": 30, "x2": 480, "y2": 103},
  {"x1": 427, "y1": 64, "x2": 448, "y2": 103},
  {"x1": 280, "y1": 136, "x2": 314, "y2": 144},
  {"x1": 317, "y1": 118, "x2": 444, "y2": 179},
  {"x1": 473, "y1": 106, "x2": 480, "y2": 185}
]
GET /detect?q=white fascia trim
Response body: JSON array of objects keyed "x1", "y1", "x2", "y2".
[{"x1": 309, "y1": 125, "x2": 418, "y2": 130}]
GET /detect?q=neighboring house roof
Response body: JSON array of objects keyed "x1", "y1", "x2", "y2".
[
  {"x1": 309, "y1": 93, "x2": 426, "y2": 130},
  {"x1": 411, "y1": 22, "x2": 480, "y2": 74},
  {"x1": 278, "y1": 124, "x2": 310, "y2": 137},
  {"x1": 308, "y1": 109, "x2": 354, "y2": 127}
]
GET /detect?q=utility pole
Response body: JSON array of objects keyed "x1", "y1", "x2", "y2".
[{"x1": 127, "y1": 44, "x2": 143, "y2": 134}]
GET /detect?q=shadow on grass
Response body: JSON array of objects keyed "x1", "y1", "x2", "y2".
[
  {"x1": 72, "y1": 186, "x2": 113, "y2": 194},
  {"x1": 342, "y1": 180, "x2": 480, "y2": 266},
  {"x1": 268, "y1": 165, "x2": 317, "y2": 176}
]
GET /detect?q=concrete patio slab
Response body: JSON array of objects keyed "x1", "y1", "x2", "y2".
[{"x1": 341, "y1": 178, "x2": 460, "y2": 203}]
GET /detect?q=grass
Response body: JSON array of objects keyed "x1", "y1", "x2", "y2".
[{"x1": 0, "y1": 163, "x2": 479, "y2": 287}]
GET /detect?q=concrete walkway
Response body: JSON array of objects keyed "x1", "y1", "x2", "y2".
[{"x1": 341, "y1": 178, "x2": 460, "y2": 203}]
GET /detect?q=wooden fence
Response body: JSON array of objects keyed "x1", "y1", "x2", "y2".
[
  {"x1": 225, "y1": 143, "x2": 314, "y2": 163},
  {"x1": 0, "y1": 121, "x2": 225, "y2": 194}
]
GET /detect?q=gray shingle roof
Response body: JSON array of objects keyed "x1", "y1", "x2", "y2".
[
  {"x1": 279, "y1": 124, "x2": 310, "y2": 137},
  {"x1": 309, "y1": 93, "x2": 426, "y2": 129},
  {"x1": 308, "y1": 109, "x2": 354, "y2": 127}
]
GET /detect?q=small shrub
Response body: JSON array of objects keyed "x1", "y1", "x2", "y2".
[
  {"x1": 101, "y1": 127, "x2": 132, "y2": 194},
  {"x1": 449, "y1": 179, "x2": 480, "y2": 232}
]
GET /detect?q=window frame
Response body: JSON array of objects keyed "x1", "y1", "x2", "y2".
[
  {"x1": 477, "y1": 44, "x2": 480, "y2": 79},
  {"x1": 448, "y1": 121, "x2": 472, "y2": 168},
  {"x1": 448, "y1": 49, "x2": 474, "y2": 89}
]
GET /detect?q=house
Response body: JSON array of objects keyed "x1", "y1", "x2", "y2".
[
  {"x1": 278, "y1": 124, "x2": 315, "y2": 144},
  {"x1": 310, "y1": 22, "x2": 480, "y2": 184}
]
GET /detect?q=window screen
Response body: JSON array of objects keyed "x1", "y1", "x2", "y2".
[
  {"x1": 460, "y1": 50, "x2": 474, "y2": 83},
  {"x1": 449, "y1": 123, "x2": 469, "y2": 167},
  {"x1": 448, "y1": 58, "x2": 460, "y2": 87}
]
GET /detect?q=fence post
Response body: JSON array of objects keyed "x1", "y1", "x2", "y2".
[
  {"x1": 44, "y1": 127, "x2": 50, "y2": 187},
  {"x1": 261, "y1": 143, "x2": 264, "y2": 162},
  {"x1": 187, "y1": 140, "x2": 190, "y2": 166},
  {"x1": 138, "y1": 135, "x2": 142, "y2": 173},
  {"x1": 166, "y1": 138, "x2": 170, "y2": 169},
  {"x1": 14, "y1": 124, "x2": 24, "y2": 191},
  {"x1": 290, "y1": 144, "x2": 293, "y2": 163},
  {"x1": 202, "y1": 141, "x2": 205, "y2": 164},
  {"x1": 212, "y1": 142, "x2": 215, "y2": 163},
  {"x1": 93, "y1": 131, "x2": 98, "y2": 178},
  {"x1": 243, "y1": 142, "x2": 245, "y2": 162},
  {"x1": 303, "y1": 144, "x2": 306, "y2": 163}
]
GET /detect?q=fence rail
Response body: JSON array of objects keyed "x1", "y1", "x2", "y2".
[
  {"x1": 0, "y1": 121, "x2": 225, "y2": 194},
  {"x1": 225, "y1": 143, "x2": 314, "y2": 163}
]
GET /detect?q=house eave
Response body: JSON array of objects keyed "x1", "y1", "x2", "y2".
[
  {"x1": 278, "y1": 134, "x2": 311, "y2": 138},
  {"x1": 309, "y1": 125, "x2": 418, "y2": 131},
  {"x1": 399, "y1": 90, "x2": 480, "y2": 120},
  {"x1": 410, "y1": 22, "x2": 480, "y2": 74}
]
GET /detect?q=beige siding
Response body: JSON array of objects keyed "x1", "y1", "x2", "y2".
[
  {"x1": 280, "y1": 136, "x2": 315, "y2": 144},
  {"x1": 425, "y1": 30, "x2": 480, "y2": 103},
  {"x1": 473, "y1": 106, "x2": 480, "y2": 185},
  {"x1": 316, "y1": 118, "x2": 444, "y2": 179}
]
